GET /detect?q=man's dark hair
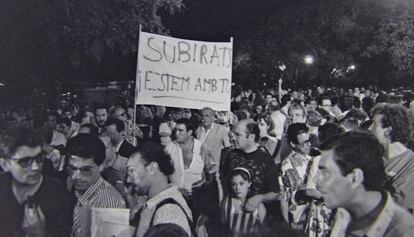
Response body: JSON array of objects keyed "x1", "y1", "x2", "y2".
[
  {"x1": 66, "y1": 133, "x2": 106, "y2": 165},
  {"x1": 319, "y1": 131, "x2": 385, "y2": 191},
  {"x1": 94, "y1": 104, "x2": 108, "y2": 114},
  {"x1": 57, "y1": 117, "x2": 72, "y2": 127},
  {"x1": 287, "y1": 123, "x2": 309, "y2": 144},
  {"x1": 371, "y1": 103, "x2": 411, "y2": 144},
  {"x1": 340, "y1": 95, "x2": 354, "y2": 112},
  {"x1": 318, "y1": 122, "x2": 345, "y2": 145},
  {"x1": 280, "y1": 94, "x2": 292, "y2": 107},
  {"x1": 144, "y1": 223, "x2": 188, "y2": 237},
  {"x1": 317, "y1": 96, "x2": 331, "y2": 106},
  {"x1": 105, "y1": 118, "x2": 125, "y2": 132},
  {"x1": 0, "y1": 127, "x2": 43, "y2": 157},
  {"x1": 79, "y1": 124, "x2": 99, "y2": 136},
  {"x1": 132, "y1": 142, "x2": 174, "y2": 176},
  {"x1": 245, "y1": 121, "x2": 260, "y2": 142},
  {"x1": 175, "y1": 118, "x2": 196, "y2": 134}
]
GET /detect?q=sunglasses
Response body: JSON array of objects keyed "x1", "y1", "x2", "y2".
[{"x1": 10, "y1": 153, "x2": 45, "y2": 168}]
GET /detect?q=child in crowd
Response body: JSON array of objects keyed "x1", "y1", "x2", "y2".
[{"x1": 220, "y1": 167, "x2": 266, "y2": 237}]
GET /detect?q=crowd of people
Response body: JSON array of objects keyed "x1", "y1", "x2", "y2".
[{"x1": 1, "y1": 80, "x2": 414, "y2": 237}]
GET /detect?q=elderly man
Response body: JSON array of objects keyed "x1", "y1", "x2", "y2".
[
  {"x1": 0, "y1": 127, "x2": 73, "y2": 237},
  {"x1": 316, "y1": 131, "x2": 414, "y2": 237},
  {"x1": 66, "y1": 133, "x2": 125, "y2": 237},
  {"x1": 370, "y1": 103, "x2": 414, "y2": 211},
  {"x1": 195, "y1": 107, "x2": 230, "y2": 199},
  {"x1": 127, "y1": 142, "x2": 193, "y2": 237}
]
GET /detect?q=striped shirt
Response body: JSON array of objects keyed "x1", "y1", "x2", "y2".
[
  {"x1": 102, "y1": 155, "x2": 129, "y2": 196},
  {"x1": 71, "y1": 176, "x2": 126, "y2": 237},
  {"x1": 221, "y1": 196, "x2": 261, "y2": 237}
]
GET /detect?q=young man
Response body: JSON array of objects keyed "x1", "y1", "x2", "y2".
[
  {"x1": 127, "y1": 142, "x2": 192, "y2": 237},
  {"x1": 0, "y1": 127, "x2": 73, "y2": 237},
  {"x1": 66, "y1": 133, "x2": 125, "y2": 237},
  {"x1": 370, "y1": 103, "x2": 414, "y2": 211},
  {"x1": 316, "y1": 131, "x2": 414, "y2": 237}
]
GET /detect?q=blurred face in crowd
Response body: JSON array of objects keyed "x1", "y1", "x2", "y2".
[
  {"x1": 127, "y1": 153, "x2": 150, "y2": 195},
  {"x1": 95, "y1": 108, "x2": 108, "y2": 127},
  {"x1": 62, "y1": 111, "x2": 73, "y2": 120},
  {"x1": 101, "y1": 124, "x2": 122, "y2": 146},
  {"x1": 113, "y1": 108, "x2": 127, "y2": 122},
  {"x1": 231, "y1": 174, "x2": 251, "y2": 199},
  {"x1": 292, "y1": 132, "x2": 311, "y2": 155},
  {"x1": 317, "y1": 87, "x2": 324, "y2": 94},
  {"x1": 306, "y1": 100, "x2": 318, "y2": 111},
  {"x1": 258, "y1": 118, "x2": 270, "y2": 136},
  {"x1": 67, "y1": 155, "x2": 102, "y2": 193},
  {"x1": 4, "y1": 145, "x2": 44, "y2": 186},
  {"x1": 289, "y1": 109, "x2": 306, "y2": 124},
  {"x1": 265, "y1": 95, "x2": 273, "y2": 104},
  {"x1": 56, "y1": 123, "x2": 70, "y2": 136},
  {"x1": 175, "y1": 123, "x2": 192, "y2": 144},
  {"x1": 369, "y1": 114, "x2": 389, "y2": 146},
  {"x1": 233, "y1": 121, "x2": 255, "y2": 152},
  {"x1": 80, "y1": 111, "x2": 95, "y2": 125},
  {"x1": 201, "y1": 109, "x2": 215, "y2": 128},
  {"x1": 320, "y1": 99, "x2": 332, "y2": 112},
  {"x1": 60, "y1": 99, "x2": 69, "y2": 109},
  {"x1": 315, "y1": 149, "x2": 354, "y2": 209},
  {"x1": 46, "y1": 115, "x2": 57, "y2": 130}
]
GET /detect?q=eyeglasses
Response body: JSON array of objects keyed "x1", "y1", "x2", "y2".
[
  {"x1": 66, "y1": 165, "x2": 97, "y2": 177},
  {"x1": 10, "y1": 153, "x2": 45, "y2": 168}
]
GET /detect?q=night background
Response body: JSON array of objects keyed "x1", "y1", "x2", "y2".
[{"x1": 1, "y1": 0, "x2": 413, "y2": 105}]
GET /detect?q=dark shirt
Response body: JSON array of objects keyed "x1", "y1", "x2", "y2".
[
  {"x1": 0, "y1": 173, "x2": 73, "y2": 237},
  {"x1": 220, "y1": 147, "x2": 279, "y2": 197}
]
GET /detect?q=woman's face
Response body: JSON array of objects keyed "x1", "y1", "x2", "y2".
[
  {"x1": 258, "y1": 118, "x2": 269, "y2": 136},
  {"x1": 231, "y1": 174, "x2": 251, "y2": 199}
]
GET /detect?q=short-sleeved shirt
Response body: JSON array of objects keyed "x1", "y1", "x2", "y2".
[{"x1": 220, "y1": 147, "x2": 279, "y2": 197}]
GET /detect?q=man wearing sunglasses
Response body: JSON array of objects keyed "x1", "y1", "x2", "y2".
[
  {"x1": 66, "y1": 133, "x2": 126, "y2": 237},
  {"x1": 0, "y1": 127, "x2": 73, "y2": 237}
]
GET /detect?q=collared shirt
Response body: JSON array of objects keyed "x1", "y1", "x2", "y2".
[
  {"x1": 135, "y1": 185, "x2": 192, "y2": 237},
  {"x1": 102, "y1": 154, "x2": 129, "y2": 196},
  {"x1": 72, "y1": 177, "x2": 126, "y2": 237},
  {"x1": 330, "y1": 192, "x2": 414, "y2": 237},
  {"x1": 199, "y1": 123, "x2": 215, "y2": 144}
]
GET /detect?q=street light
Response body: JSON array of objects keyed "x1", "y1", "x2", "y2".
[
  {"x1": 278, "y1": 63, "x2": 286, "y2": 71},
  {"x1": 304, "y1": 55, "x2": 314, "y2": 65},
  {"x1": 347, "y1": 64, "x2": 356, "y2": 71},
  {"x1": 0, "y1": 82, "x2": 5, "y2": 86}
]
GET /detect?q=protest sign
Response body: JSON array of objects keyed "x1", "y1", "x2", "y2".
[
  {"x1": 136, "y1": 31, "x2": 233, "y2": 111},
  {"x1": 91, "y1": 208, "x2": 133, "y2": 237}
]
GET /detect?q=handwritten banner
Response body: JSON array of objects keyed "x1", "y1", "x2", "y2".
[{"x1": 136, "y1": 31, "x2": 233, "y2": 111}]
